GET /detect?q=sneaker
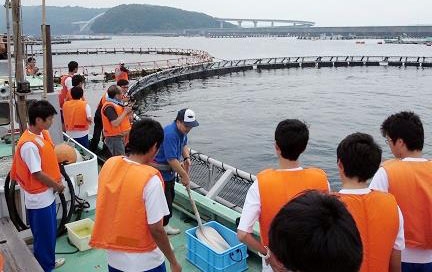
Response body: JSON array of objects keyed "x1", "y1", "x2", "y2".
[
  {"x1": 54, "y1": 258, "x2": 65, "y2": 269},
  {"x1": 164, "y1": 225, "x2": 181, "y2": 235}
]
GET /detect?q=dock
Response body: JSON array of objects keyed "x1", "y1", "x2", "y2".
[{"x1": 0, "y1": 218, "x2": 43, "y2": 271}]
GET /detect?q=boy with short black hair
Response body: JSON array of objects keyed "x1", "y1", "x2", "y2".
[
  {"x1": 269, "y1": 190, "x2": 363, "y2": 272},
  {"x1": 10, "y1": 100, "x2": 65, "y2": 271},
  {"x1": 237, "y1": 119, "x2": 329, "y2": 271},
  {"x1": 337, "y1": 132, "x2": 404, "y2": 272},
  {"x1": 90, "y1": 118, "x2": 181, "y2": 272},
  {"x1": 370, "y1": 111, "x2": 432, "y2": 271},
  {"x1": 59, "y1": 61, "x2": 78, "y2": 109}
]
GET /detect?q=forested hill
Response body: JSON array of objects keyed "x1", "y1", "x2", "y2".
[
  {"x1": 90, "y1": 4, "x2": 234, "y2": 34},
  {"x1": 0, "y1": 6, "x2": 107, "y2": 36}
]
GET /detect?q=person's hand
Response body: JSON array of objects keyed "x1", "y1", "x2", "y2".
[
  {"x1": 54, "y1": 183, "x2": 65, "y2": 193},
  {"x1": 124, "y1": 105, "x2": 133, "y2": 114},
  {"x1": 267, "y1": 253, "x2": 287, "y2": 272},
  {"x1": 182, "y1": 158, "x2": 191, "y2": 174},
  {"x1": 180, "y1": 174, "x2": 190, "y2": 188},
  {"x1": 170, "y1": 261, "x2": 182, "y2": 272}
]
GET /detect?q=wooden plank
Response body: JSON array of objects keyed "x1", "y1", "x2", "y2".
[{"x1": 0, "y1": 218, "x2": 43, "y2": 272}]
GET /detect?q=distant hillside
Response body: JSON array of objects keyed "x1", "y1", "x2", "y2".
[
  {"x1": 0, "y1": 6, "x2": 107, "y2": 36},
  {"x1": 90, "y1": 4, "x2": 235, "y2": 34}
]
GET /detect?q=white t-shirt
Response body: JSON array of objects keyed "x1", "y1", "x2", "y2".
[
  {"x1": 338, "y1": 188, "x2": 405, "y2": 250},
  {"x1": 107, "y1": 158, "x2": 170, "y2": 271},
  {"x1": 19, "y1": 132, "x2": 55, "y2": 209},
  {"x1": 237, "y1": 167, "x2": 330, "y2": 272},
  {"x1": 369, "y1": 157, "x2": 432, "y2": 263},
  {"x1": 66, "y1": 104, "x2": 92, "y2": 138},
  {"x1": 64, "y1": 76, "x2": 73, "y2": 91}
]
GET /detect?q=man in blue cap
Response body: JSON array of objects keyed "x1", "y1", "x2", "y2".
[{"x1": 153, "y1": 108, "x2": 199, "y2": 236}]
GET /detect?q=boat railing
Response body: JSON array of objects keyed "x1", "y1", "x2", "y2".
[
  {"x1": 129, "y1": 55, "x2": 432, "y2": 97},
  {"x1": 189, "y1": 149, "x2": 255, "y2": 213}
]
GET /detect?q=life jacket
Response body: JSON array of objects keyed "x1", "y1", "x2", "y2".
[
  {"x1": 26, "y1": 66, "x2": 36, "y2": 76},
  {"x1": 338, "y1": 191, "x2": 399, "y2": 272},
  {"x1": 10, "y1": 130, "x2": 61, "y2": 194},
  {"x1": 115, "y1": 65, "x2": 129, "y2": 82},
  {"x1": 257, "y1": 168, "x2": 329, "y2": 246},
  {"x1": 59, "y1": 74, "x2": 71, "y2": 109},
  {"x1": 0, "y1": 253, "x2": 3, "y2": 272},
  {"x1": 63, "y1": 99, "x2": 89, "y2": 131},
  {"x1": 383, "y1": 159, "x2": 432, "y2": 249},
  {"x1": 101, "y1": 101, "x2": 131, "y2": 137},
  {"x1": 90, "y1": 156, "x2": 164, "y2": 252}
]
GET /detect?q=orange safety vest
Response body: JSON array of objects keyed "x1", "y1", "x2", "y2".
[
  {"x1": 26, "y1": 66, "x2": 36, "y2": 76},
  {"x1": 101, "y1": 101, "x2": 131, "y2": 137},
  {"x1": 63, "y1": 99, "x2": 89, "y2": 131},
  {"x1": 115, "y1": 66, "x2": 129, "y2": 82},
  {"x1": 383, "y1": 159, "x2": 432, "y2": 249},
  {"x1": 10, "y1": 130, "x2": 61, "y2": 194},
  {"x1": 59, "y1": 74, "x2": 71, "y2": 109},
  {"x1": 90, "y1": 156, "x2": 164, "y2": 252},
  {"x1": 338, "y1": 191, "x2": 399, "y2": 272},
  {"x1": 257, "y1": 168, "x2": 329, "y2": 246},
  {"x1": 0, "y1": 253, "x2": 3, "y2": 271}
]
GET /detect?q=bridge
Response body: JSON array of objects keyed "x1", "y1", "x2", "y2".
[
  {"x1": 184, "y1": 25, "x2": 432, "y2": 38},
  {"x1": 72, "y1": 13, "x2": 105, "y2": 33},
  {"x1": 214, "y1": 17, "x2": 315, "y2": 28}
]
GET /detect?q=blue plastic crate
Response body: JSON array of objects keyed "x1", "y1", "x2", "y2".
[{"x1": 186, "y1": 221, "x2": 248, "y2": 272}]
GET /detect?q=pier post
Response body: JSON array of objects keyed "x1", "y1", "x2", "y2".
[{"x1": 11, "y1": 0, "x2": 27, "y2": 132}]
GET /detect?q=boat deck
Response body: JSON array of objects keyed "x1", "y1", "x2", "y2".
[{"x1": 55, "y1": 209, "x2": 262, "y2": 272}]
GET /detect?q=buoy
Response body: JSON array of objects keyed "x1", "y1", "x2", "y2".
[{"x1": 55, "y1": 143, "x2": 77, "y2": 164}]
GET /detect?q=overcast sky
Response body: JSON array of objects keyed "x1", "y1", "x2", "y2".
[{"x1": 23, "y1": 0, "x2": 432, "y2": 27}]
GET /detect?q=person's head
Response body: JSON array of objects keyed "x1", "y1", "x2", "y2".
[
  {"x1": 72, "y1": 74, "x2": 85, "y2": 87},
  {"x1": 28, "y1": 100, "x2": 57, "y2": 129},
  {"x1": 381, "y1": 111, "x2": 424, "y2": 157},
  {"x1": 269, "y1": 190, "x2": 363, "y2": 272},
  {"x1": 117, "y1": 79, "x2": 129, "y2": 94},
  {"x1": 70, "y1": 86, "x2": 84, "y2": 100},
  {"x1": 27, "y1": 57, "x2": 36, "y2": 66},
  {"x1": 337, "y1": 133, "x2": 382, "y2": 183},
  {"x1": 126, "y1": 118, "x2": 164, "y2": 159},
  {"x1": 107, "y1": 85, "x2": 122, "y2": 100},
  {"x1": 68, "y1": 61, "x2": 78, "y2": 73},
  {"x1": 175, "y1": 108, "x2": 199, "y2": 135},
  {"x1": 275, "y1": 119, "x2": 309, "y2": 161}
]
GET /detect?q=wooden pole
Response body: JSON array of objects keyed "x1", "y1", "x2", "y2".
[
  {"x1": 5, "y1": 0, "x2": 15, "y2": 155},
  {"x1": 11, "y1": 0, "x2": 27, "y2": 132},
  {"x1": 41, "y1": 0, "x2": 54, "y2": 97}
]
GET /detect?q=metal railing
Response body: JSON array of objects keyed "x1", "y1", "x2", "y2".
[
  {"x1": 189, "y1": 149, "x2": 255, "y2": 212},
  {"x1": 28, "y1": 47, "x2": 214, "y2": 80}
]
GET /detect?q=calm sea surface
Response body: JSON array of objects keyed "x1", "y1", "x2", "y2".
[{"x1": 1, "y1": 36, "x2": 432, "y2": 189}]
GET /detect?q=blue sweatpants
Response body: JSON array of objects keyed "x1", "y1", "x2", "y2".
[
  {"x1": 27, "y1": 201, "x2": 57, "y2": 272},
  {"x1": 402, "y1": 262, "x2": 432, "y2": 272},
  {"x1": 108, "y1": 262, "x2": 166, "y2": 272},
  {"x1": 74, "y1": 135, "x2": 89, "y2": 149}
]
